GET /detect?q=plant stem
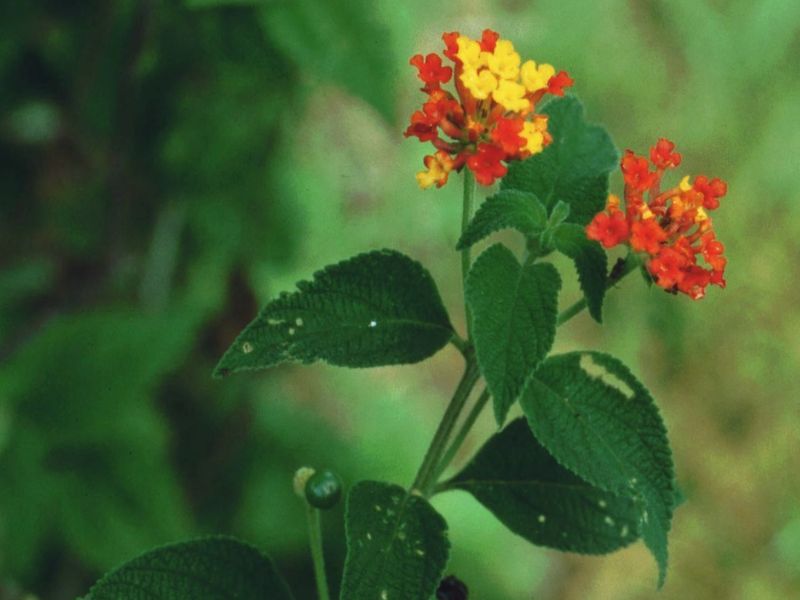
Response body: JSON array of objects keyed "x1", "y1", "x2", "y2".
[
  {"x1": 305, "y1": 505, "x2": 330, "y2": 600},
  {"x1": 411, "y1": 358, "x2": 480, "y2": 497},
  {"x1": 410, "y1": 172, "x2": 482, "y2": 497},
  {"x1": 461, "y1": 170, "x2": 476, "y2": 337},
  {"x1": 556, "y1": 253, "x2": 639, "y2": 326},
  {"x1": 431, "y1": 386, "x2": 491, "y2": 483}
]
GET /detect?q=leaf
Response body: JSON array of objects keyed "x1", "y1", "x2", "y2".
[
  {"x1": 259, "y1": 0, "x2": 396, "y2": 121},
  {"x1": 456, "y1": 190, "x2": 547, "y2": 250},
  {"x1": 547, "y1": 200, "x2": 571, "y2": 227},
  {"x1": 214, "y1": 250, "x2": 453, "y2": 377},
  {"x1": 521, "y1": 352, "x2": 675, "y2": 587},
  {"x1": 85, "y1": 537, "x2": 294, "y2": 599},
  {"x1": 466, "y1": 244, "x2": 560, "y2": 425},
  {"x1": 447, "y1": 419, "x2": 641, "y2": 554},
  {"x1": 502, "y1": 96, "x2": 619, "y2": 226},
  {"x1": 341, "y1": 481, "x2": 449, "y2": 600},
  {"x1": 551, "y1": 223, "x2": 608, "y2": 323}
]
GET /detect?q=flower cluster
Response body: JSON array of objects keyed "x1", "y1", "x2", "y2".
[
  {"x1": 586, "y1": 139, "x2": 728, "y2": 300},
  {"x1": 405, "y1": 30, "x2": 573, "y2": 189}
]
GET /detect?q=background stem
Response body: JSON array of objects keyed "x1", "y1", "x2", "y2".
[{"x1": 305, "y1": 505, "x2": 330, "y2": 600}]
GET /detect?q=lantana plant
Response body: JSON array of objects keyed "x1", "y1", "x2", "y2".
[{"x1": 83, "y1": 29, "x2": 728, "y2": 600}]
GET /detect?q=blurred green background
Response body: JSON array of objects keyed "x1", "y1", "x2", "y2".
[{"x1": 1, "y1": 1, "x2": 798, "y2": 598}]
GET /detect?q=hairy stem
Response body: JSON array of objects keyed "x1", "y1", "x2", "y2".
[
  {"x1": 305, "y1": 505, "x2": 330, "y2": 600},
  {"x1": 431, "y1": 386, "x2": 491, "y2": 484},
  {"x1": 461, "y1": 170, "x2": 476, "y2": 337},
  {"x1": 411, "y1": 357, "x2": 480, "y2": 497}
]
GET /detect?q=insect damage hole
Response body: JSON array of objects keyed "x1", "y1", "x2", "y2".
[{"x1": 579, "y1": 354, "x2": 635, "y2": 399}]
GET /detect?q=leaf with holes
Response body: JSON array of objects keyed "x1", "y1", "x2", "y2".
[
  {"x1": 551, "y1": 223, "x2": 608, "y2": 323},
  {"x1": 84, "y1": 537, "x2": 293, "y2": 599},
  {"x1": 456, "y1": 190, "x2": 548, "y2": 250},
  {"x1": 466, "y1": 244, "x2": 560, "y2": 425},
  {"x1": 502, "y1": 96, "x2": 619, "y2": 226},
  {"x1": 521, "y1": 352, "x2": 675, "y2": 587},
  {"x1": 214, "y1": 250, "x2": 454, "y2": 377},
  {"x1": 341, "y1": 481, "x2": 449, "y2": 600},
  {"x1": 446, "y1": 418, "x2": 642, "y2": 553}
]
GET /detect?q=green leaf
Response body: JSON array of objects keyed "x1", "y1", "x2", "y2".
[
  {"x1": 214, "y1": 250, "x2": 453, "y2": 377},
  {"x1": 551, "y1": 223, "x2": 608, "y2": 323},
  {"x1": 466, "y1": 244, "x2": 561, "y2": 425},
  {"x1": 258, "y1": 0, "x2": 396, "y2": 121},
  {"x1": 502, "y1": 96, "x2": 619, "y2": 226},
  {"x1": 548, "y1": 200, "x2": 571, "y2": 228},
  {"x1": 85, "y1": 536, "x2": 294, "y2": 599},
  {"x1": 456, "y1": 190, "x2": 547, "y2": 250},
  {"x1": 341, "y1": 481, "x2": 449, "y2": 600},
  {"x1": 521, "y1": 352, "x2": 675, "y2": 587},
  {"x1": 448, "y1": 418, "x2": 641, "y2": 554}
]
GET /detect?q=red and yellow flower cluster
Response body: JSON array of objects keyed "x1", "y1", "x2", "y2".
[
  {"x1": 405, "y1": 30, "x2": 573, "y2": 189},
  {"x1": 586, "y1": 139, "x2": 728, "y2": 300}
]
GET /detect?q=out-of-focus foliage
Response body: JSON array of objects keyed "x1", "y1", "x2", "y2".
[{"x1": 1, "y1": 1, "x2": 798, "y2": 599}]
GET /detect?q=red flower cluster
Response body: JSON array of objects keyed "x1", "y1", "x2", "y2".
[
  {"x1": 405, "y1": 30, "x2": 573, "y2": 188},
  {"x1": 586, "y1": 139, "x2": 728, "y2": 300}
]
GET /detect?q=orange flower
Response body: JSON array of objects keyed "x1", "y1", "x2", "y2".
[
  {"x1": 586, "y1": 139, "x2": 728, "y2": 300},
  {"x1": 405, "y1": 30, "x2": 573, "y2": 189}
]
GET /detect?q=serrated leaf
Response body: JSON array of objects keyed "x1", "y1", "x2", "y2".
[
  {"x1": 259, "y1": 0, "x2": 396, "y2": 120},
  {"x1": 85, "y1": 537, "x2": 293, "y2": 599},
  {"x1": 341, "y1": 481, "x2": 449, "y2": 600},
  {"x1": 502, "y1": 96, "x2": 619, "y2": 226},
  {"x1": 456, "y1": 190, "x2": 547, "y2": 250},
  {"x1": 521, "y1": 352, "x2": 675, "y2": 587},
  {"x1": 214, "y1": 250, "x2": 453, "y2": 377},
  {"x1": 552, "y1": 223, "x2": 608, "y2": 323},
  {"x1": 466, "y1": 244, "x2": 561, "y2": 425},
  {"x1": 448, "y1": 419, "x2": 641, "y2": 553}
]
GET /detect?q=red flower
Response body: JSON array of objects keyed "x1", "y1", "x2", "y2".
[
  {"x1": 547, "y1": 71, "x2": 574, "y2": 97},
  {"x1": 621, "y1": 151, "x2": 657, "y2": 193},
  {"x1": 586, "y1": 207, "x2": 630, "y2": 249},
  {"x1": 466, "y1": 143, "x2": 508, "y2": 186},
  {"x1": 410, "y1": 53, "x2": 453, "y2": 90},
  {"x1": 586, "y1": 138, "x2": 729, "y2": 300},
  {"x1": 630, "y1": 219, "x2": 667, "y2": 254},
  {"x1": 693, "y1": 175, "x2": 728, "y2": 209},
  {"x1": 650, "y1": 138, "x2": 682, "y2": 170},
  {"x1": 490, "y1": 116, "x2": 526, "y2": 155}
]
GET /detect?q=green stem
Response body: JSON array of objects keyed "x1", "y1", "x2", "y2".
[
  {"x1": 449, "y1": 331, "x2": 470, "y2": 358},
  {"x1": 305, "y1": 505, "x2": 330, "y2": 600},
  {"x1": 431, "y1": 386, "x2": 491, "y2": 484},
  {"x1": 411, "y1": 358, "x2": 480, "y2": 497},
  {"x1": 461, "y1": 170, "x2": 476, "y2": 337},
  {"x1": 556, "y1": 253, "x2": 639, "y2": 327}
]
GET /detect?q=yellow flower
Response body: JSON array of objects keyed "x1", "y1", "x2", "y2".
[
  {"x1": 492, "y1": 80, "x2": 529, "y2": 112},
  {"x1": 520, "y1": 60, "x2": 555, "y2": 92},
  {"x1": 486, "y1": 39, "x2": 521, "y2": 80},
  {"x1": 461, "y1": 68, "x2": 498, "y2": 100},
  {"x1": 456, "y1": 36, "x2": 488, "y2": 70}
]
